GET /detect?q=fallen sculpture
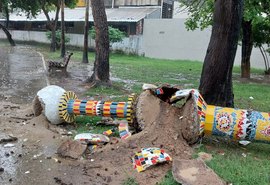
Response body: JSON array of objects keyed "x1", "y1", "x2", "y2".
[
  {"x1": 33, "y1": 85, "x2": 270, "y2": 144},
  {"x1": 132, "y1": 148, "x2": 172, "y2": 172}
]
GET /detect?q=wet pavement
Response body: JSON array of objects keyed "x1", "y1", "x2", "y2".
[
  {"x1": 0, "y1": 45, "x2": 48, "y2": 104},
  {"x1": 0, "y1": 44, "x2": 92, "y2": 185}
]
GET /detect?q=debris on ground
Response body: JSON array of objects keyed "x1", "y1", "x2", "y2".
[
  {"x1": 132, "y1": 148, "x2": 172, "y2": 172},
  {"x1": 172, "y1": 159, "x2": 226, "y2": 185},
  {"x1": 57, "y1": 139, "x2": 87, "y2": 159},
  {"x1": 74, "y1": 133, "x2": 110, "y2": 145},
  {"x1": 0, "y1": 133, "x2": 18, "y2": 143}
]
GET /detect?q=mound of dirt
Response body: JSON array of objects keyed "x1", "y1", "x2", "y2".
[{"x1": 83, "y1": 90, "x2": 195, "y2": 184}]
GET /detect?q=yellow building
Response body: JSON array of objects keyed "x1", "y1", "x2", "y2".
[{"x1": 76, "y1": 0, "x2": 86, "y2": 7}]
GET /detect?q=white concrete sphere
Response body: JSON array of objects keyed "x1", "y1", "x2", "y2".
[{"x1": 36, "y1": 85, "x2": 66, "y2": 124}]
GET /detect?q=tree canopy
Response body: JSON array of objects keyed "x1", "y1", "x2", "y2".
[
  {"x1": 180, "y1": 0, "x2": 270, "y2": 77},
  {"x1": 9, "y1": 0, "x2": 77, "y2": 51},
  {"x1": 180, "y1": 0, "x2": 270, "y2": 47}
]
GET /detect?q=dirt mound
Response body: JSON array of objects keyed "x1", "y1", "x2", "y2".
[
  {"x1": 0, "y1": 91, "x2": 202, "y2": 185},
  {"x1": 84, "y1": 91, "x2": 194, "y2": 184}
]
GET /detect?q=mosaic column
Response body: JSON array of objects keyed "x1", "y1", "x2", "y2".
[
  {"x1": 205, "y1": 106, "x2": 270, "y2": 142},
  {"x1": 58, "y1": 91, "x2": 137, "y2": 125},
  {"x1": 171, "y1": 89, "x2": 270, "y2": 143}
]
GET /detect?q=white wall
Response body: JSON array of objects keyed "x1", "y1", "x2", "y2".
[
  {"x1": 142, "y1": 19, "x2": 266, "y2": 69},
  {"x1": 0, "y1": 21, "x2": 267, "y2": 70},
  {"x1": 0, "y1": 30, "x2": 142, "y2": 55}
]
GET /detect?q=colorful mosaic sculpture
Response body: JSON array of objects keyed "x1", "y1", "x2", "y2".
[
  {"x1": 58, "y1": 91, "x2": 137, "y2": 126},
  {"x1": 170, "y1": 89, "x2": 270, "y2": 143},
  {"x1": 132, "y1": 148, "x2": 172, "y2": 172},
  {"x1": 35, "y1": 85, "x2": 270, "y2": 144},
  {"x1": 103, "y1": 129, "x2": 115, "y2": 136},
  {"x1": 118, "y1": 121, "x2": 131, "y2": 139}
]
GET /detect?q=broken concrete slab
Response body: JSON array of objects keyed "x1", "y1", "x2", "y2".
[
  {"x1": 57, "y1": 140, "x2": 87, "y2": 159},
  {"x1": 172, "y1": 159, "x2": 225, "y2": 185}
]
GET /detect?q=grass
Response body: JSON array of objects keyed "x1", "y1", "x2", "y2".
[
  {"x1": 4, "y1": 42, "x2": 270, "y2": 185},
  {"x1": 195, "y1": 138, "x2": 270, "y2": 185}
]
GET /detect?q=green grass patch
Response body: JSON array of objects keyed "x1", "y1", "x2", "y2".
[
  {"x1": 195, "y1": 138, "x2": 270, "y2": 185},
  {"x1": 159, "y1": 171, "x2": 180, "y2": 185}
]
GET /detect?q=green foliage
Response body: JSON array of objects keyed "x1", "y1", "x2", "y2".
[
  {"x1": 179, "y1": 0, "x2": 270, "y2": 47},
  {"x1": 46, "y1": 30, "x2": 70, "y2": 49},
  {"x1": 89, "y1": 26, "x2": 126, "y2": 45},
  {"x1": 9, "y1": 0, "x2": 78, "y2": 17},
  {"x1": 180, "y1": 0, "x2": 214, "y2": 30}
]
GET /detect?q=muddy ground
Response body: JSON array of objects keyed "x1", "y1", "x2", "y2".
[{"x1": 0, "y1": 45, "x2": 195, "y2": 185}]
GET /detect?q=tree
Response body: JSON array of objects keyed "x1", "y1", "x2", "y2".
[
  {"x1": 9, "y1": 0, "x2": 77, "y2": 52},
  {"x1": 60, "y1": 0, "x2": 65, "y2": 57},
  {"x1": 82, "y1": 0, "x2": 90, "y2": 64},
  {"x1": 0, "y1": 23, "x2": 15, "y2": 46},
  {"x1": 199, "y1": 0, "x2": 243, "y2": 107},
  {"x1": 241, "y1": 0, "x2": 270, "y2": 78},
  {"x1": 0, "y1": 0, "x2": 15, "y2": 46},
  {"x1": 86, "y1": 0, "x2": 111, "y2": 86},
  {"x1": 180, "y1": 0, "x2": 270, "y2": 78}
]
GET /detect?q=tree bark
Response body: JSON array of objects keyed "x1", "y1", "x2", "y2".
[
  {"x1": 82, "y1": 0, "x2": 89, "y2": 63},
  {"x1": 60, "y1": 0, "x2": 65, "y2": 57},
  {"x1": 42, "y1": 5, "x2": 60, "y2": 52},
  {"x1": 241, "y1": 20, "x2": 253, "y2": 78},
  {"x1": 199, "y1": 0, "x2": 243, "y2": 107},
  {"x1": 0, "y1": 23, "x2": 15, "y2": 46},
  {"x1": 87, "y1": 0, "x2": 111, "y2": 86}
]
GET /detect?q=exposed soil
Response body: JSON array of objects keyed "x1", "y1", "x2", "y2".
[
  {"x1": 0, "y1": 45, "x2": 195, "y2": 185},
  {"x1": 0, "y1": 90, "x2": 195, "y2": 185}
]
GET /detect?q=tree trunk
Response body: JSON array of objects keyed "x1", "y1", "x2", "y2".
[
  {"x1": 199, "y1": 0, "x2": 243, "y2": 107},
  {"x1": 4, "y1": 6, "x2": 9, "y2": 28},
  {"x1": 82, "y1": 0, "x2": 89, "y2": 63},
  {"x1": 241, "y1": 20, "x2": 253, "y2": 78},
  {"x1": 50, "y1": 26, "x2": 57, "y2": 52},
  {"x1": 42, "y1": 5, "x2": 60, "y2": 52},
  {"x1": 60, "y1": 0, "x2": 65, "y2": 57},
  {"x1": 0, "y1": 23, "x2": 15, "y2": 46},
  {"x1": 87, "y1": 0, "x2": 111, "y2": 86}
]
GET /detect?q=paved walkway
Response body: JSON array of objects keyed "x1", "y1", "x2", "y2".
[{"x1": 0, "y1": 44, "x2": 48, "y2": 104}]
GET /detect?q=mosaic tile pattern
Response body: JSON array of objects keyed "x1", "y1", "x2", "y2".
[
  {"x1": 118, "y1": 121, "x2": 131, "y2": 139},
  {"x1": 58, "y1": 92, "x2": 136, "y2": 125},
  {"x1": 170, "y1": 89, "x2": 270, "y2": 142},
  {"x1": 132, "y1": 148, "x2": 172, "y2": 172}
]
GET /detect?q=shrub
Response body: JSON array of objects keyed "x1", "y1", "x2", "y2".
[
  {"x1": 46, "y1": 30, "x2": 70, "y2": 49},
  {"x1": 89, "y1": 26, "x2": 126, "y2": 46}
]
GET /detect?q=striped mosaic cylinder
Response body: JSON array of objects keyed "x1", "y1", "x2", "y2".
[
  {"x1": 58, "y1": 91, "x2": 136, "y2": 124},
  {"x1": 66, "y1": 99, "x2": 130, "y2": 118}
]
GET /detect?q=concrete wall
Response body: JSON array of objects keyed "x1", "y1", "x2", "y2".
[
  {"x1": 0, "y1": 19, "x2": 267, "y2": 69},
  {"x1": 142, "y1": 19, "x2": 266, "y2": 69},
  {"x1": 0, "y1": 30, "x2": 142, "y2": 54}
]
